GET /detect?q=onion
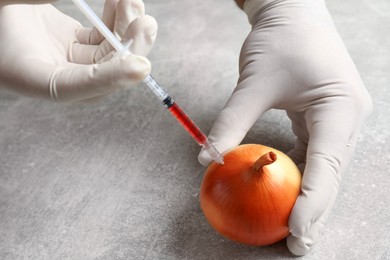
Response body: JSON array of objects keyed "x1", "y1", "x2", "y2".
[{"x1": 200, "y1": 144, "x2": 302, "y2": 246}]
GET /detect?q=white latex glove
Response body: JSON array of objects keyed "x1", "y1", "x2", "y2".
[
  {"x1": 0, "y1": 0, "x2": 57, "y2": 4},
  {"x1": 0, "y1": 0, "x2": 157, "y2": 102},
  {"x1": 199, "y1": 0, "x2": 372, "y2": 255}
]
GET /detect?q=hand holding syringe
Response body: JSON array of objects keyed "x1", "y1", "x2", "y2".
[{"x1": 72, "y1": 0, "x2": 224, "y2": 164}]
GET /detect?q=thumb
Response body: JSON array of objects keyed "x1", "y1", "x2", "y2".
[
  {"x1": 50, "y1": 53, "x2": 150, "y2": 102},
  {"x1": 286, "y1": 142, "x2": 342, "y2": 255},
  {"x1": 287, "y1": 219, "x2": 325, "y2": 256},
  {"x1": 287, "y1": 105, "x2": 362, "y2": 255}
]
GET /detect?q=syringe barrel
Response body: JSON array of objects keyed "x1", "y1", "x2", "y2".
[
  {"x1": 166, "y1": 101, "x2": 207, "y2": 145},
  {"x1": 142, "y1": 75, "x2": 169, "y2": 101},
  {"x1": 166, "y1": 101, "x2": 224, "y2": 165}
]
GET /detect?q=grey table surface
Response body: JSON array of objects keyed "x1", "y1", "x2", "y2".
[{"x1": 1, "y1": 0, "x2": 389, "y2": 259}]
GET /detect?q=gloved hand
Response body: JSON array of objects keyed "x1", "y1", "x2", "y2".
[
  {"x1": 0, "y1": 0, "x2": 57, "y2": 4},
  {"x1": 0, "y1": 0, "x2": 157, "y2": 102},
  {"x1": 199, "y1": 0, "x2": 372, "y2": 255}
]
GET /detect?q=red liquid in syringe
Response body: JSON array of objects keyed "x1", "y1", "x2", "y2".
[{"x1": 168, "y1": 102, "x2": 207, "y2": 145}]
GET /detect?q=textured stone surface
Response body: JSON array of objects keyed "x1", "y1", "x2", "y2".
[{"x1": 0, "y1": 0, "x2": 389, "y2": 259}]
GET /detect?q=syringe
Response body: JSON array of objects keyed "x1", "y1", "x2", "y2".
[{"x1": 72, "y1": 0, "x2": 224, "y2": 164}]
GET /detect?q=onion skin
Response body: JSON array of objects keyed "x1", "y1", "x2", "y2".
[{"x1": 200, "y1": 144, "x2": 302, "y2": 246}]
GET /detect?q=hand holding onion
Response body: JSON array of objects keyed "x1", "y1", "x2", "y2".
[
  {"x1": 199, "y1": 0, "x2": 372, "y2": 255},
  {"x1": 200, "y1": 144, "x2": 301, "y2": 246}
]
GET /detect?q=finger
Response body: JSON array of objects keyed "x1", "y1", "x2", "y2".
[
  {"x1": 76, "y1": 0, "x2": 118, "y2": 45},
  {"x1": 287, "y1": 217, "x2": 324, "y2": 256},
  {"x1": 51, "y1": 53, "x2": 151, "y2": 102},
  {"x1": 287, "y1": 138, "x2": 307, "y2": 167},
  {"x1": 198, "y1": 54, "x2": 296, "y2": 166},
  {"x1": 287, "y1": 101, "x2": 367, "y2": 255},
  {"x1": 72, "y1": 1, "x2": 156, "y2": 64},
  {"x1": 123, "y1": 15, "x2": 158, "y2": 57},
  {"x1": 287, "y1": 141, "x2": 307, "y2": 174},
  {"x1": 72, "y1": 0, "x2": 119, "y2": 64},
  {"x1": 286, "y1": 111, "x2": 309, "y2": 166},
  {"x1": 289, "y1": 104, "x2": 361, "y2": 235},
  {"x1": 287, "y1": 137, "x2": 343, "y2": 255},
  {"x1": 113, "y1": 0, "x2": 145, "y2": 40},
  {"x1": 96, "y1": 50, "x2": 116, "y2": 64},
  {"x1": 70, "y1": 38, "x2": 114, "y2": 64},
  {"x1": 286, "y1": 111, "x2": 308, "y2": 173}
]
